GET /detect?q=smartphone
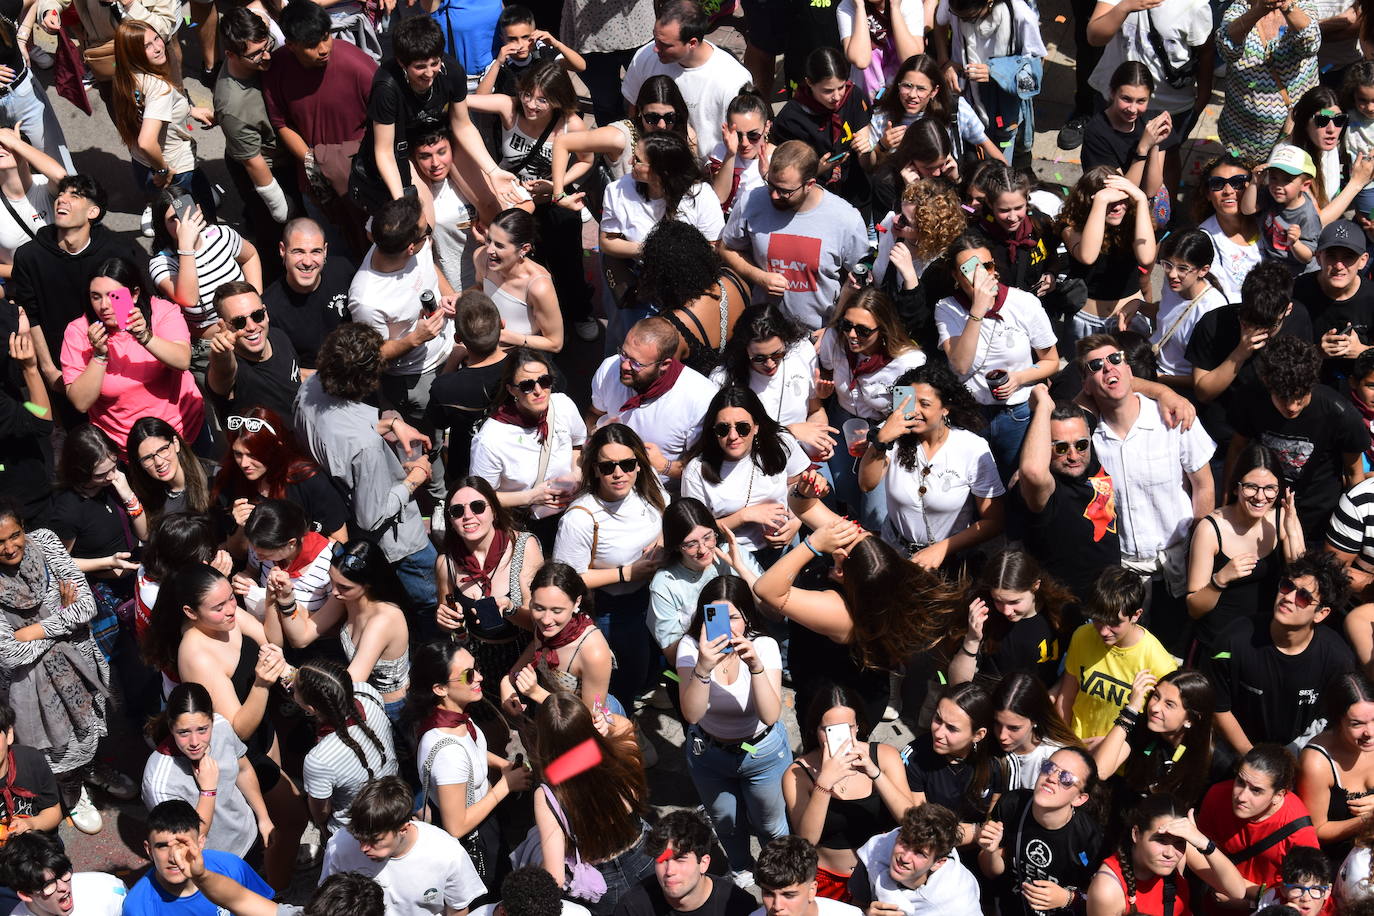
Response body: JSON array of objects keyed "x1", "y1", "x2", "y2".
[
  {"x1": 959, "y1": 257, "x2": 981, "y2": 283},
  {"x1": 109, "y1": 286, "x2": 134, "y2": 330},
  {"x1": 825, "y1": 150, "x2": 851, "y2": 165},
  {"x1": 172, "y1": 193, "x2": 196, "y2": 221},
  {"x1": 703, "y1": 601, "x2": 733, "y2": 652},
  {"x1": 892, "y1": 384, "x2": 915, "y2": 417},
  {"x1": 824, "y1": 723, "x2": 851, "y2": 757}
]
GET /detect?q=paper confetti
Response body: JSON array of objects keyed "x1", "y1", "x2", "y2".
[
  {"x1": 1054, "y1": 13, "x2": 1066, "y2": 20},
  {"x1": 937, "y1": 671, "x2": 948, "y2": 684},
  {"x1": 1212, "y1": 651, "x2": 1232, "y2": 659},
  {"x1": 22, "y1": 402, "x2": 47, "y2": 417},
  {"x1": 740, "y1": 742, "x2": 759, "y2": 754},
  {"x1": 995, "y1": 116, "x2": 1004, "y2": 127},
  {"x1": 545, "y1": 739, "x2": 603, "y2": 785},
  {"x1": 876, "y1": 223, "x2": 888, "y2": 233},
  {"x1": 663, "y1": 670, "x2": 681, "y2": 683},
  {"x1": 1055, "y1": 173, "x2": 1064, "y2": 181},
  {"x1": 962, "y1": 204, "x2": 977, "y2": 212}
]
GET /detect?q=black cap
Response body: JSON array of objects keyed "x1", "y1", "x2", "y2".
[{"x1": 1317, "y1": 219, "x2": 1367, "y2": 255}]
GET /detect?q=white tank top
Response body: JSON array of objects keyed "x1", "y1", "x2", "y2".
[{"x1": 484, "y1": 276, "x2": 535, "y2": 336}]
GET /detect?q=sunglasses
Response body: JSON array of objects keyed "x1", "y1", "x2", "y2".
[
  {"x1": 736, "y1": 129, "x2": 764, "y2": 142},
  {"x1": 597, "y1": 458, "x2": 639, "y2": 476},
  {"x1": 840, "y1": 318, "x2": 877, "y2": 338},
  {"x1": 1086, "y1": 351, "x2": 1126, "y2": 373},
  {"x1": 446, "y1": 498, "x2": 489, "y2": 519},
  {"x1": 1278, "y1": 577, "x2": 1317, "y2": 608},
  {"x1": 1038, "y1": 759, "x2": 1082, "y2": 789},
  {"x1": 228, "y1": 308, "x2": 267, "y2": 330},
  {"x1": 227, "y1": 415, "x2": 276, "y2": 435},
  {"x1": 514, "y1": 373, "x2": 553, "y2": 394},
  {"x1": 641, "y1": 111, "x2": 678, "y2": 127},
  {"x1": 714, "y1": 421, "x2": 753, "y2": 439},
  {"x1": 1206, "y1": 174, "x2": 1250, "y2": 192},
  {"x1": 447, "y1": 667, "x2": 478, "y2": 685},
  {"x1": 1314, "y1": 112, "x2": 1349, "y2": 129},
  {"x1": 749, "y1": 349, "x2": 787, "y2": 365},
  {"x1": 895, "y1": 213, "x2": 911, "y2": 229},
  {"x1": 1051, "y1": 438, "x2": 1091, "y2": 456}
]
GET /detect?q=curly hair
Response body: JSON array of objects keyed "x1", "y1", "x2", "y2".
[
  {"x1": 1285, "y1": 548, "x2": 1352, "y2": 615},
  {"x1": 896, "y1": 803, "x2": 962, "y2": 858},
  {"x1": 892, "y1": 363, "x2": 985, "y2": 471},
  {"x1": 637, "y1": 220, "x2": 724, "y2": 311},
  {"x1": 1056, "y1": 166, "x2": 1136, "y2": 257},
  {"x1": 901, "y1": 176, "x2": 967, "y2": 261},
  {"x1": 317, "y1": 323, "x2": 384, "y2": 402},
  {"x1": 1257, "y1": 335, "x2": 1322, "y2": 401},
  {"x1": 718, "y1": 305, "x2": 810, "y2": 388}
]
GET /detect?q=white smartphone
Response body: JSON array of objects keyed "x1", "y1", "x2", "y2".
[{"x1": 824, "y1": 723, "x2": 851, "y2": 757}]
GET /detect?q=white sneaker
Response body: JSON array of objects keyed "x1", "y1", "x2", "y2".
[
  {"x1": 140, "y1": 205, "x2": 154, "y2": 238},
  {"x1": 574, "y1": 318, "x2": 600, "y2": 341},
  {"x1": 69, "y1": 787, "x2": 103, "y2": 835},
  {"x1": 731, "y1": 870, "x2": 755, "y2": 889},
  {"x1": 27, "y1": 45, "x2": 53, "y2": 69}
]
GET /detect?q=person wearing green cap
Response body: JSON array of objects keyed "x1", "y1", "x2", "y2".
[{"x1": 1243, "y1": 144, "x2": 1322, "y2": 275}]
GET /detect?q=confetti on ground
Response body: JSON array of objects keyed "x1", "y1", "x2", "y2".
[
  {"x1": 545, "y1": 739, "x2": 603, "y2": 785},
  {"x1": 1054, "y1": 13, "x2": 1066, "y2": 20},
  {"x1": 1139, "y1": 265, "x2": 1149, "y2": 273},
  {"x1": 663, "y1": 670, "x2": 680, "y2": 683},
  {"x1": 1055, "y1": 173, "x2": 1063, "y2": 181}
]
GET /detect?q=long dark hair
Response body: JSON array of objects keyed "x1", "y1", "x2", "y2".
[
  {"x1": 126, "y1": 417, "x2": 209, "y2": 516},
  {"x1": 56, "y1": 424, "x2": 120, "y2": 491},
  {"x1": 1227, "y1": 443, "x2": 1286, "y2": 507},
  {"x1": 1118, "y1": 794, "x2": 1188, "y2": 907},
  {"x1": 637, "y1": 220, "x2": 725, "y2": 312},
  {"x1": 991, "y1": 671, "x2": 1080, "y2": 750},
  {"x1": 637, "y1": 131, "x2": 707, "y2": 220},
  {"x1": 1120, "y1": 669, "x2": 1215, "y2": 806},
  {"x1": 878, "y1": 55, "x2": 955, "y2": 129},
  {"x1": 490, "y1": 347, "x2": 557, "y2": 414},
  {"x1": 296, "y1": 659, "x2": 389, "y2": 780},
  {"x1": 661, "y1": 498, "x2": 724, "y2": 568},
  {"x1": 443, "y1": 476, "x2": 519, "y2": 580},
  {"x1": 85, "y1": 256, "x2": 152, "y2": 327},
  {"x1": 147, "y1": 681, "x2": 215, "y2": 746},
  {"x1": 681, "y1": 386, "x2": 790, "y2": 483},
  {"x1": 934, "y1": 682, "x2": 997, "y2": 812},
  {"x1": 719, "y1": 305, "x2": 810, "y2": 388},
  {"x1": 800, "y1": 682, "x2": 873, "y2": 752},
  {"x1": 684, "y1": 575, "x2": 767, "y2": 644},
  {"x1": 1158, "y1": 229, "x2": 1225, "y2": 296},
  {"x1": 401, "y1": 640, "x2": 468, "y2": 737},
  {"x1": 576, "y1": 423, "x2": 667, "y2": 514},
  {"x1": 142, "y1": 563, "x2": 227, "y2": 673},
  {"x1": 971, "y1": 549, "x2": 1075, "y2": 654},
  {"x1": 1288, "y1": 86, "x2": 1346, "y2": 208},
  {"x1": 635, "y1": 75, "x2": 692, "y2": 143},
  {"x1": 142, "y1": 512, "x2": 219, "y2": 583},
  {"x1": 892, "y1": 363, "x2": 985, "y2": 471},
  {"x1": 1191, "y1": 154, "x2": 1253, "y2": 224}
]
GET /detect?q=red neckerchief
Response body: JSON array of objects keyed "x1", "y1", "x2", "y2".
[
  {"x1": 317, "y1": 699, "x2": 365, "y2": 738},
  {"x1": 1350, "y1": 389, "x2": 1374, "y2": 468},
  {"x1": 419, "y1": 707, "x2": 476, "y2": 740},
  {"x1": 620, "y1": 359, "x2": 684, "y2": 411},
  {"x1": 155, "y1": 738, "x2": 177, "y2": 756},
  {"x1": 283, "y1": 531, "x2": 330, "y2": 578},
  {"x1": 490, "y1": 402, "x2": 549, "y2": 443},
  {"x1": 952, "y1": 283, "x2": 1010, "y2": 321},
  {"x1": 0, "y1": 751, "x2": 37, "y2": 822},
  {"x1": 844, "y1": 349, "x2": 893, "y2": 391},
  {"x1": 452, "y1": 529, "x2": 510, "y2": 596},
  {"x1": 532, "y1": 612, "x2": 593, "y2": 670},
  {"x1": 982, "y1": 213, "x2": 1037, "y2": 266},
  {"x1": 794, "y1": 81, "x2": 853, "y2": 144}
]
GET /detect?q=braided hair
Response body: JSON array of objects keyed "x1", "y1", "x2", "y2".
[
  {"x1": 296, "y1": 660, "x2": 388, "y2": 780},
  {"x1": 1119, "y1": 794, "x2": 1185, "y2": 916}
]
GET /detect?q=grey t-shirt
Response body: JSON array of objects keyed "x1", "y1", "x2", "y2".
[
  {"x1": 1257, "y1": 185, "x2": 1321, "y2": 276},
  {"x1": 141, "y1": 713, "x2": 258, "y2": 858},
  {"x1": 722, "y1": 186, "x2": 870, "y2": 330},
  {"x1": 213, "y1": 70, "x2": 278, "y2": 167}
]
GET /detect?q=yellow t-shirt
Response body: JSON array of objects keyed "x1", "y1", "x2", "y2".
[{"x1": 1065, "y1": 623, "x2": 1178, "y2": 740}]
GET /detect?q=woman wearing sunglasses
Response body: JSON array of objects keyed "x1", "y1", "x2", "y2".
[
  {"x1": 771, "y1": 47, "x2": 872, "y2": 218},
  {"x1": 435, "y1": 477, "x2": 540, "y2": 688},
  {"x1": 212, "y1": 405, "x2": 349, "y2": 555},
  {"x1": 126, "y1": 417, "x2": 211, "y2": 522},
  {"x1": 709, "y1": 91, "x2": 775, "y2": 215},
  {"x1": 62, "y1": 257, "x2": 204, "y2": 459},
  {"x1": 554, "y1": 423, "x2": 666, "y2": 713},
  {"x1": 1186, "y1": 444, "x2": 1303, "y2": 651},
  {"x1": 1282, "y1": 87, "x2": 1374, "y2": 224},
  {"x1": 470, "y1": 348, "x2": 586, "y2": 548},
  {"x1": 933, "y1": 236, "x2": 1059, "y2": 480},
  {"x1": 1298, "y1": 671, "x2": 1374, "y2": 862},
  {"x1": 681, "y1": 386, "x2": 830, "y2": 567},
  {"x1": 817, "y1": 287, "x2": 925, "y2": 532},
  {"x1": 1193, "y1": 155, "x2": 1262, "y2": 305}
]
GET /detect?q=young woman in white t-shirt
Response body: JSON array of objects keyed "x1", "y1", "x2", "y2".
[
  {"x1": 1150, "y1": 229, "x2": 1229, "y2": 388},
  {"x1": 708, "y1": 92, "x2": 775, "y2": 216},
  {"x1": 988, "y1": 672, "x2": 1078, "y2": 791},
  {"x1": 861, "y1": 54, "x2": 1001, "y2": 170},
  {"x1": 676, "y1": 575, "x2": 790, "y2": 880},
  {"x1": 553, "y1": 423, "x2": 666, "y2": 711},
  {"x1": 0, "y1": 126, "x2": 64, "y2": 279},
  {"x1": 1197, "y1": 155, "x2": 1261, "y2": 304},
  {"x1": 409, "y1": 640, "x2": 532, "y2": 883}
]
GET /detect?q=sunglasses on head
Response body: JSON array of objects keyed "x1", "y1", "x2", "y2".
[
  {"x1": 641, "y1": 111, "x2": 678, "y2": 127},
  {"x1": 1314, "y1": 112, "x2": 1349, "y2": 129},
  {"x1": 714, "y1": 420, "x2": 753, "y2": 439},
  {"x1": 1206, "y1": 174, "x2": 1250, "y2": 192},
  {"x1": 1278, "y1": 577, "x2": 1317, "y2": 608},
  {"x1": 446, "y1": 498, "x2": 488, "y2": 519},
  {"x1": 514, "y1": 373, "x2": 553, "y2": 394},
  {"x1": 228, "y1": 308, "x2": 267, "y2": 330},
  {"x1": 839, "y1": 318, "x2": 877, "y2": 338},
  {"x1": 1038, "y1": 759, "x2": 1082, "y2": 788},
  {"x1": 1086, "y1": 351, "x2": 1126, "y2": 373},
  {"x1": 597, "y1": 458, "x2": 639, "y2": 475},
  {"x1": 1051, "y1": 438, "x2": 1091, "y2": 456}
]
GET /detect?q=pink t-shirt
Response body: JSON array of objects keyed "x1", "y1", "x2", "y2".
[{"x1": 60, "y1": 297, "x2": 205, "y2": 453}]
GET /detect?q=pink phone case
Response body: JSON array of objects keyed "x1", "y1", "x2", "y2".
[{"x1": 110, "y1": 288, "x2": 134, "y2": 330}]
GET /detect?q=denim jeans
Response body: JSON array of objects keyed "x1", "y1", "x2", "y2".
[
  {"x1": 981, "y1": 401, "x2": 1031, "y2": 483},
  {"x1": 593, "y1": 586, "x2": 654, "y2": 711},
  {"x1": 0, "y1": 72, "x2": 73, "y2": 173},
  {"x1": 588, "y1": 825, "x2": 653, "y2": 916},
  {"x1": 394, "y1": 541, "x2": 439, "y2": 634},
  {"x1": 685, "y1": 721, "x2": 793, "y2": 870},
  {"x1": 825, "y1": 401, "x2": 887, "y2": 532}
]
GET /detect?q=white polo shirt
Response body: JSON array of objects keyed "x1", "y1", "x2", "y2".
[
  {"x1": 469, "y1": 393, "x2": 588, "y2": 519},
  {"x1": 590, "y1": 357, "x2": 719, "y2": 484}
]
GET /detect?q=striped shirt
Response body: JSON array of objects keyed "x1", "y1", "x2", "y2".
[
  {"x1": 302, "y1": 683, "x2": 398, "y2": 835},
  {"x1": 1327, "y1": 477, "x2": 1374, "y2": 564},
  {"x1": 149, "y1": 224, "x2": 246, "y2": 331},
  {"x1": 251, "y1": 531, "x2": 335, "y2": 614}
]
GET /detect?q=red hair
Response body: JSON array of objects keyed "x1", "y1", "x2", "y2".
[{"x1": 213, "y1": 406, "x2": 322, "y2": 503}]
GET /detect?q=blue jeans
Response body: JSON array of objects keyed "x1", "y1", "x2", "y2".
[
  {"x1": 825, "y1": 401, "x2": 888, "y2": 532},
  {"x1": 132, "y1": 161, "x2": 218, "y2": 223},
  {"x1": 981, "y1": 401, "x2": 1031, "y2": 483},
  {"x1": 0, "y1": 72, "x2": 72, "y2": 172},
  {"x1": 593, "y1": 586, "x2": 653, "y2": 712},
  {"x1": 588, "y1": 826, "x2": 654, "y2": 916},
  {"x1": 394, "y1": 541, "x2": 439, "y2": 633},
  {"x1": 685, "y1": 721, "x2": 793, "y2": 870}
]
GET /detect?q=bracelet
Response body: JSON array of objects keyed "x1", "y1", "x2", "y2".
[
  {"x1": 814, "y1": 783, "x2": 834, "y2": 795},
  {"x1": 276, "y1": 598, "x2": 297, "y2": 611},
  {"x1": 136, "y1": 332, "x2": 153, "y2": 346},
  {"x1": 91, "y1": 353, "x2": 108, "y2": 362},
  {"x1": 1113, "y1": 709, "x2": 1140, "y2": 731},
  {"x1": 692, "y1": 669, "x2": 711, "y2": 684},
  {"x1": 1210, "y1": 572, "x2": 1225, "y2": 590},
  {"x1": 126, "y1": 504, "x2": 144, "y2": 519},
  {"x1": 748, "y1": 666, "x2": 764, "y2": 676},
  {"x1": 618, "y1": 565, "x2": 627, "y2": 584},
  {"x1": 199, "y1": 789, "x2": 217, "y2": 797},
  {"x1": 958, "y1": 643, "x2": 979, "y2": 657},
  {"x1": 802, "y1": 537, "x2": 824, "y2": 558},
  {"x1": 176, "y1": 249, "x2": 196, "y2": 257},
  {"x1": 555, "y1": 190, "x2": 569, "y2": 201},
  {"x1": 967, "y1": 313, "x2": 983, "y2": 322},
  {"x1": 484, "y1": 164, "x2": 499, "y2": 176}
]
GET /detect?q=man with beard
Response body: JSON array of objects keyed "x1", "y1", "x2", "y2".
[
  {"x1": 847, "y1": 804, "x2": 980, "y2": 916},
  {"x1": 614, "y1": 810, "x2": 756, "y2": 916},
  {"x1": 720, "y1": 141, "x2": 870, "y2": 332},
  {"x1": 207, "y1": 282, "x2": 301, "y2": 418},
  {"x1": 0, "y1": 832, "x2": 128, "y2": 916},
  {"x1": 587, "y1": 316, "x2": 718, "y2": 486},
  {"x1": 261, "y1": 218, "x2": 354, "y2": 376},
  {"x1": 1016, "y1": 384, "x2": 1121, "y2": 600}
]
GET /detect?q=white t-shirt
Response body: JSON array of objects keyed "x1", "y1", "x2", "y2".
[
  {"x1": 469, "y1": 393, "x2": 588, "y2": 519},
  {"x1": 1199, "y1": 215, "x2": 1261, "y2": 304},
  {"x1": 417, "y1": 722, "x2": 491, "y2": 810},
  {"x1": 134, "y1": 74, "x2": 195, "y2": 173},
  {"x1": 347, "y1": 240, "x2": 453, "y2": 376},
  {"x1": 818, "y1": 333, "x2": 927, "y2": 420},
  {"x1": 601, "y1": 176, "x2": 725, "y2": 244},
  {"x1": 934, "y1": 288, "x2": 1057, "y2": 406},
  {"x1": 1086, "y1": 0, "x2": 1214, "y2": 114},
  {"x1": 1151, "y1": 284, "x2": 1228, "y2": 378},
  {"x1": 0, "y1": 175, "x2": 52, "y2": 265},
  {"x1": 555, "y1": 487, "x2": 666, "y2": 595},
  {"x1": 321, "y1": 820, "x2": 486, "y2": 916},
  {"x1": 429, "y1": 176, "x2": 477, "y2": 293},
  {"x1": 621, "y1": 41, "x2": 752, "y2": 161},
  {"x1": 882, "y1": 427, "x2": 1005, "y2": 549},
  {"x1": 680, "y1": 434, "x2": 812, "y2": 551},
  {"x1": 589, "y1": 357, "x2": 719, "y2": 482},
  {"x1": 6, "y1": 873, "x2": 126, "y2": 916},
  {"x1": 711, "y1": 342, "x2": 819, "y2": 428},
  {"x1": 676, "y1": 634, "x2": 783, "y2": 739}
]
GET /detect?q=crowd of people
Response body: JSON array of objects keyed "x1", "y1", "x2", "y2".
[{"x1": 9, "y1": 0, "x2": 1374, "y2": 913}]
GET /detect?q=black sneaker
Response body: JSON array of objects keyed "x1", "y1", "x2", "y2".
[{"x1": 1057, "y1": 114, "x2": 1089, "y2": 151}]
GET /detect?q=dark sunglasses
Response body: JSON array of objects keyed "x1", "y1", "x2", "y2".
[
  {"x1": 446, "y1": 498, "x2": 489, "y2": 519},
  {"x1": 597, "y1": 458, "x2": 639, "y2": 475},
  {"x1": 1278, "y1": 577, "x2": 1317, "y2": 609},
  {"x1": 1086, "y1": 351, "x2": 1126, "y2": 373},
  {"x1": 840, "y1": 318, "x2": 877, "y2": 338},
  {"x1": 641, "y1": 111, "x2": 678, "y2": 127},
  {"x1": 228, "y1": 308, "x2": 267, "y2": 330},
  {"x1": 736, "y1": 129, "x2": 764, "y2": 142},
  {"x1": 1206, "y1": 174, "x2": 1250, "y2": 192},
  {"x1": 448, "y1": 667, "x2": 478, "y2": 685},
  {"x1": 749, "y1": 349, "x2": 787, "y2": 365},
  {"x1": 514, "y1": 373, "x2": 553, "y2": 394},
  {"x1": 1051, "y1": 438, "x2": 1091, "y2": 456},
  {"x1": 1314, "y1": 113, "x2": 1349, "y2": 129},
  {"x1": 714, "y1": 421, "x2": 753, "y2": 438}
]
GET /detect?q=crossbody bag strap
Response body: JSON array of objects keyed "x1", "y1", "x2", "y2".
[
  {"x1": 1151, "y1": 291, "x2": 1205, "y2": 355},
  {"x1": 511, "y1": 116, "x2": 559, "y2": 177},
  {"x1": 565, "y1": 504, "x2": 599, "y2": 562},
  {"x1": 418, "y1": 735, "x2": 465, "y2": 814},
  {"x1": 0, "y1": 192, "x2": 36, "y2": 242},
  {"x1": 1229, "y1": 816, "x2": 1313, "y2": 865}
]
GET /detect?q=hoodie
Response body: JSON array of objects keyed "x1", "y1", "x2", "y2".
[{"x1": 10, "y1": 223, "x2": 151, "y2": 340}]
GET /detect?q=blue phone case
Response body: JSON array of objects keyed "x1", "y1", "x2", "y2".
[{"x1": 704, "y1": 602, "x2": 733, "y2": 652}]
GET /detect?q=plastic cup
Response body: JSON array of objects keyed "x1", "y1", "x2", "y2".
[{"x1": 843, "y1": 418, "x2": 870, "y2": 458}]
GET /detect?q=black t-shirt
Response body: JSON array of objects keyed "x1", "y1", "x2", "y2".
[
  {"x1": 981, "y1": 613, "x2": 1064, "y2": 688},
  {"x1": 613, "y1": 876, "x2": 757, "y2": 916},
  {"x1": 1294, "y1": 274, "x2": 1374, "y2": 385},
  {"x1": 1204, "y1": 617, "x2": 1356, "y2": 746},
  {"x1": 0, "y1": 0, "x2": 24, "y2": 72},
  {"x1": 1185, "y1": 302, "x2": 1315, "y2": 441},
  {"x1": 0, "y1": 746, "x2": 60, "y2": 823},
  {"x1": 1231, "y1": 384, "x2": 1369, "y2": 540},
  {"x1": 44, "y1": 488, "x2": 128, "y2": 560},
  {"x1": 1080, "y1": 110, "x2": 1149, "y2": 172},
  {"x1": 989, "y1": 789, "x2": 1103, "y2": 916},
  {"x1": 1013, "y1": 463, "x2": 1121, "y2": 602},
  {"x1": 901, "y1": 734, "x2": 986, "y2": 825},
  {"x1": 359, "y1": 58, "x2": 468, "y2": 185},
  {"x1": 214, "y1": 327, "x2": 301, "y2": 419},
  {"x1": 427, "y1": 356, "x2": 510, "y2": 482},
  {"x1": 261, "y1": 258, "x2": 354, "y2": 370},
  {"x1": 969, "y1": 212, "x2": 1058, "y2": 295}
]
